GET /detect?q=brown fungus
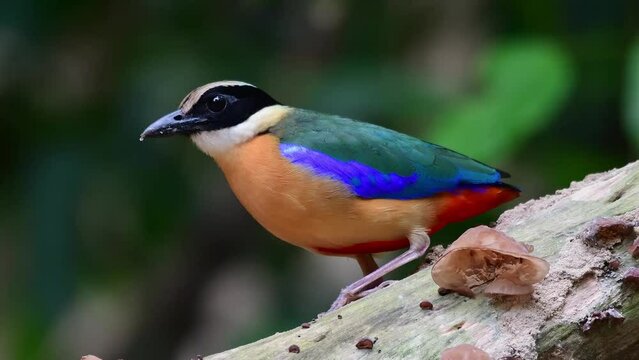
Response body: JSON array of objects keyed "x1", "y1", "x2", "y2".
[
  {"x1": 438, "y1": 287, "x2": 452, "y2": 296},
  {"x1": 432, "y1": 226, "x2": 549, "y2": 297},
  {"x1": 355, "y1": 337, "x2": 376, "y2": 349},
  {"x1": 580, "y1": 217, "x2": 636, "y2": 248},
  {"x1": 606, "y1": 258, "x2": 621, "y2": 271},
  {"x1": 419, "y1": 300, "x2": 434, "y2": 310},
  {"x1": 622, "y1": 267, "x2": 639, "y2": 286},
  {"x1": 441, "y1": 344, "x2": 491, "y2": 360},
  {"x1": 579, "y1": 308, "x2": 624, "y2": 333},
  {"x1": 629, "y1": 238, "x2": 639, "y2": 258}
]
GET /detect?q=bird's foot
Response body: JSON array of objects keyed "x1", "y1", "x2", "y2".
[
  {"x1": 326, "y1": 230, "x2": 430, "y2": 312},
  {"x1": 357, "y1": 280, "x2": 397, "y2": 297},
  {"x1": 327, "y1": 280, "x2": 398, "y2": 312},
  {"x1": 328, "y1": 290, "x2": 358, "y2": 312}
]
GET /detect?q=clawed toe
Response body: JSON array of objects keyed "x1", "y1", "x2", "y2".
[
  {"x1": 328, "y1": 280, "x2": 399, "y2": 312},
  {"x1": 358, "y1": 280, "x2": 397, "y2": 297},
  {"x1": 328, "y1": 289, "x2": 358, "y2": 312}
]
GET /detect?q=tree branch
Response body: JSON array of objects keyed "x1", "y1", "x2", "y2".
[{"x1": 205, "y1": 161, "x2": 639, "y2": 360}]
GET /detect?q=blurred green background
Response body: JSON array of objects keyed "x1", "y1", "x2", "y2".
[{"x1": 1, "y1": 0, "x2": 638, "y2": 359}]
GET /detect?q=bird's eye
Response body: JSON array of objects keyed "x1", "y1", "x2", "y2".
[{"x1": 206, "y1": 95, "x2": 227, "y2": 113}]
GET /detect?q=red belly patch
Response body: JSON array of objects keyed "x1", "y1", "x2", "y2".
[
  {"x1": 429, "y1": 184, "x2": 520, "y2": 234},
  {"x1": 312, "y1": 184, "x2": 519, "y2": 256}
]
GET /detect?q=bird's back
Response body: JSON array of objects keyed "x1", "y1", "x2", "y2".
[{"x1": 269, "y1": 108, "x2": 515, "y2": 201}]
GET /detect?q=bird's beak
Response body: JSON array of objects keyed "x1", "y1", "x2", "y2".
[{"x1": 140, "y1": 110, "x2": 207, "y2": 141}]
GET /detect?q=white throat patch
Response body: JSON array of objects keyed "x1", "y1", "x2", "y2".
[{"x1": 191, "y1": 105, "x2": 290, "y2": 158}]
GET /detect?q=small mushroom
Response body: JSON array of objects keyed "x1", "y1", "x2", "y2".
[
  {"x1": 580, "y1": 217, "x2": 635, "y2": 248},
  {"x1": 419, "y1": 300, "x2": 434, "y2": 310},
  {"x1": 579, "y1": 308, "x2": 625, "y2": 333},
  {"x1": 355, "y1": 337, "x2": 376, "y2": 349},
  {"x1": 629, "y1": 238, "x2": 639, "y2": 257},
  {"x1": 432, "y1": 226, "x2": 549, "y2": 297},
  {"x1": 441, "y1": 344, "x2": 490, "y2": 360},
  {"x1": 622, "y1": 267, "x2": 639, "y2": 286}
]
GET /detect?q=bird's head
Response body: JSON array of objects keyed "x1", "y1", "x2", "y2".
[{"x1": 141, "y1": 80, "x2": 285, "y2": 156}]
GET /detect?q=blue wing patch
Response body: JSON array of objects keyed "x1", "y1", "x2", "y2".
[{"x1": 280, "y1": 143, "x2": 502, "y2": 200}]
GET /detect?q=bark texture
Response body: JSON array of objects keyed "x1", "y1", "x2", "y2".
[{"x1": 206, "y1": 161, "x2": 639, "y2": 360}]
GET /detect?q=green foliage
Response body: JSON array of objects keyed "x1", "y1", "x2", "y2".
[
  {"x1": 304, "y1": 66, "x2": 440, "y2": 123},
  {"x1": 625, "y1": 39, "x2": 639, "y2": 151},
  {"x1": 429, "y1": 40, "x2": 574, "y2": 162}
]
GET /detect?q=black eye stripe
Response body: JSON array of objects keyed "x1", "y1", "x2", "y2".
[
  {"x1": 187, "y1": 93, "x2": 240, "y2": 116},
  {"x1": 180, "y1": 84, "x2": 279, "y2": 132}
]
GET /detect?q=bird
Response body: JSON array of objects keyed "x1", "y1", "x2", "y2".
[{"x1": 140, "y1": 80, "x2": 519, "y2": 311}]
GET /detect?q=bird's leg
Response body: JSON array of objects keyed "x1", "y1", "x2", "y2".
[
  {"x1": 329, "y1": 229, "x2": 431, "y2": 312},
  {"x1": 355, "y1": 254, "x2": 383, "y2": 290}
]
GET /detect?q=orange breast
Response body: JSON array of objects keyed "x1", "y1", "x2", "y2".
[
  {"x1": 212, "y1": 134, "x2": 438, "y2": 254},
  {"x1": 212, "y1": 134, "x2": 518, "y2": 256}
]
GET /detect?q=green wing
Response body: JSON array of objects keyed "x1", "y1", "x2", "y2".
[{"x1": 269, "y1": 108, "x2": 508, "y2": 199}]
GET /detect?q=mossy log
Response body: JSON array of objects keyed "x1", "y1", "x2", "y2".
[{"x1": 206, "y1": 161, "x2": 639, "y2": 360}]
